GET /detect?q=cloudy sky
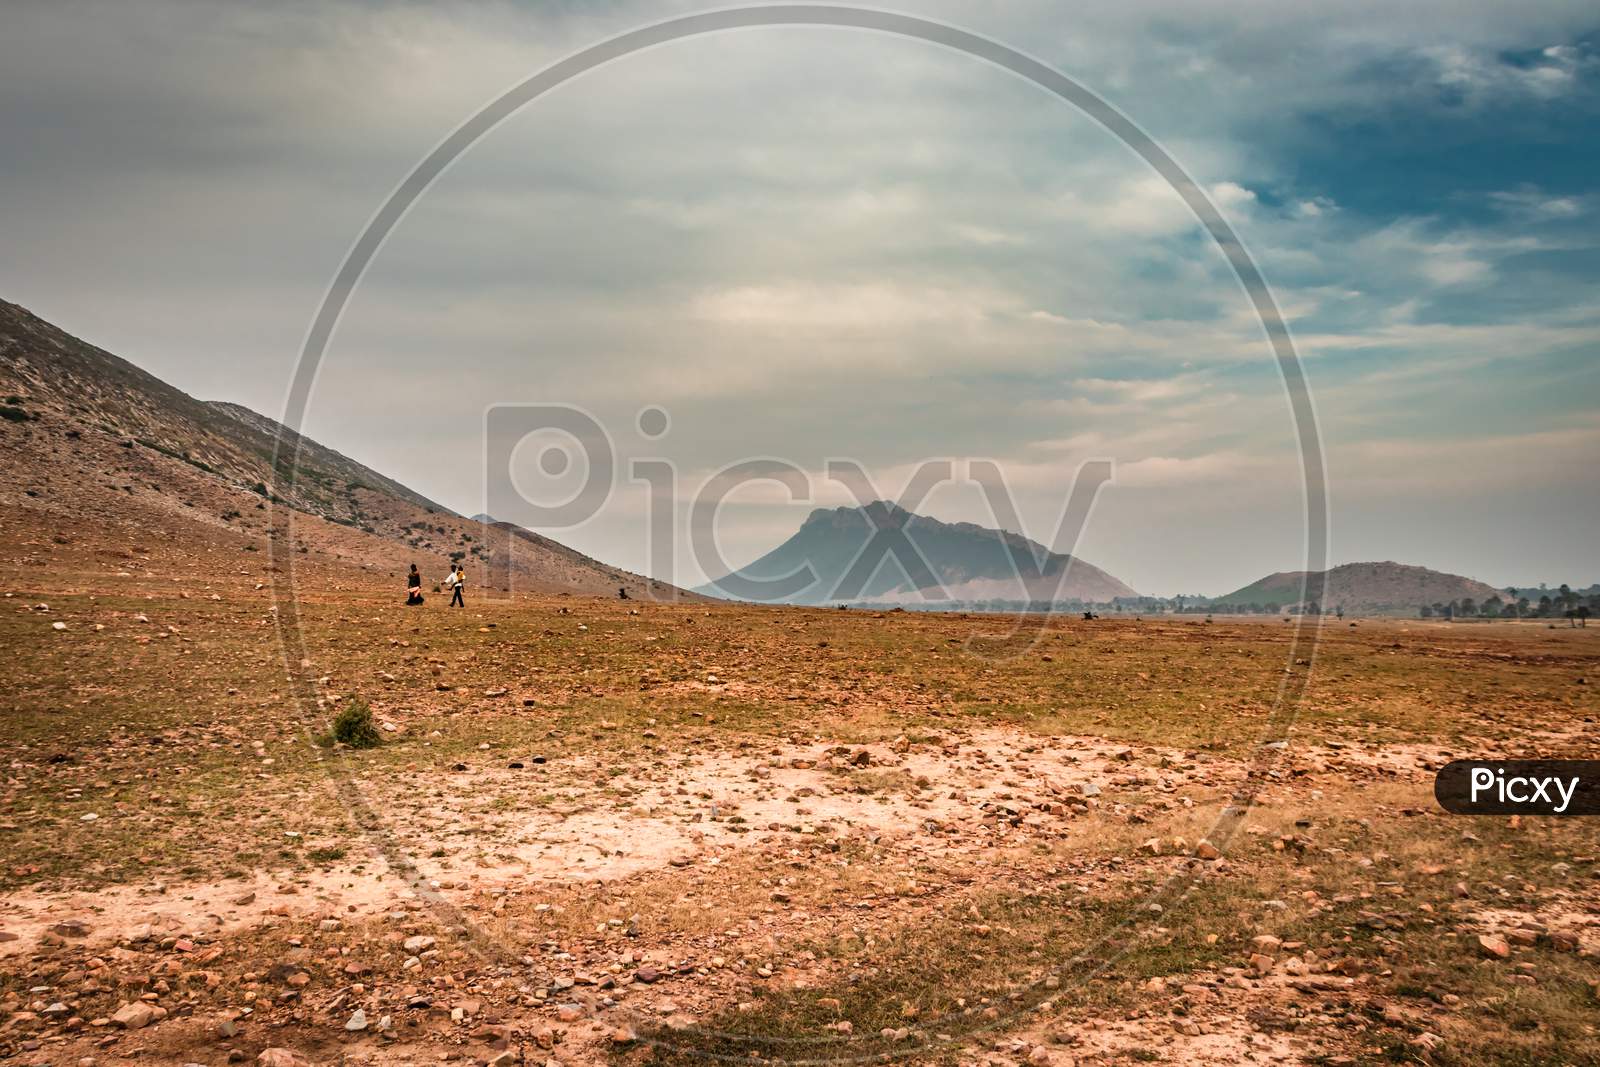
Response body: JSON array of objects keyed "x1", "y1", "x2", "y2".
[{"x1": 2, "y1": 1, "x2": 1597, "y2": 595}]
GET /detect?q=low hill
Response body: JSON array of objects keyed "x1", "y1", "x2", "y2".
[
  {"x1": 0, "y1": 298, "x2": 681, "y2": 599},
  {"x1": 1213, "y1": 561, "x2": 1508, "y2": 616},
  {"x1": 698, "y1": 500, "x2": 1137, "y2": 606}
]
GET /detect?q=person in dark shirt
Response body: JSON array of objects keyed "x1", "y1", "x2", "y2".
[{"x1": 406, "y1": 564, "x2": 424, "y2": 605}]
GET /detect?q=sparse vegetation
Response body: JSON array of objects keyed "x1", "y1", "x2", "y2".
[
  {"x1": 0, "y1": 585, "x2": 1594, "y2": 1065},
  {"x1": 331, "y1": 697, "x2": 382, "y2": 748}
]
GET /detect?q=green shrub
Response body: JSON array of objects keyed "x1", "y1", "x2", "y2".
[{"x1": 331, "y1": 698, "x2": 381, "y2": 749}]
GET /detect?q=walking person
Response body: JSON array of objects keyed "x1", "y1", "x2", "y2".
[
  {"x1": 405, "y1": 563, "x2": 424, "y2": 606},
  {"x1": 449, "y1": 564, "x2": 466, "y2": 608}
]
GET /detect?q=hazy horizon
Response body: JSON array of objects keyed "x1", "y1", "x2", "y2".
[{"x1": 3, "y1": 1, "x2": 1596, "y2": 594}]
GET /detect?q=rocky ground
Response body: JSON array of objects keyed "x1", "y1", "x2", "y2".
[{"x1": 2, "y1": 579, "x2": 1597, "y2": 1066}]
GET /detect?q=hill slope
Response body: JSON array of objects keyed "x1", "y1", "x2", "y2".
[
  {"x1": 1213, "y1": 561, "x2": 1508, "y2": 616},
  {"x1": 0, "y1": 298, "x2": 680, "y2": 599},
  {"x1": 699, "y1": 500, "x2": 1137, "y2": 605}
]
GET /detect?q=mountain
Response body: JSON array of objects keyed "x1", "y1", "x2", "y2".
[
  {"x1": 1212, "y1": 561, "x2": 1510, "y2": 616},
  {"x1": 698, "y1": 500, "x2": 1137, "y2": 606},
  {"x1": 0, "y1": 298, "x2": 681, "y2": 599}
]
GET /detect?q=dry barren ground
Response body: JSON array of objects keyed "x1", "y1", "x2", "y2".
[{"x1": 1, "y1": 581, "x2": 1597, "y2": 1067}]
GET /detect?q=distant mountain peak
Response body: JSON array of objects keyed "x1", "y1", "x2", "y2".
[
  {"x1": 701, "y1": 502, "x2": 1136, "y2": 605},
  {"x1": 1214, "y1": 561, "x2": 1508, "y2": 616}
]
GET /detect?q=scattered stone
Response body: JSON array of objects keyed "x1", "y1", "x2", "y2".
[
  {"x1": 1477, "y1": 934, "x2": 1511, "y2": 959},
  {"x1": 111, "y1": 1002, "x2": 160, "y2": 1030},
  {"x1": 257, "y1": 1051, "x2": 312, "y2": 1067},
  {"x1": 1413, "y1": 1032, "x2": 1443, "y2": 1053}
]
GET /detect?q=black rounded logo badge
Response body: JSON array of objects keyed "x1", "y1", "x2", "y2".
[{"x1": 1435, "y1": 760, "x2": 1600, "y2": 816}]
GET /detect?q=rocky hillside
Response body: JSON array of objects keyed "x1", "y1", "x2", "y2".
[
  {"x1": 1213, "y1": 561, "x2": 1508, "y2": 616},
  {"x1": 0, "y1": 298, "x2": 681, "y2": 599},
  {"x1": 698, "y1": 500, "x2": 1137, "y2": 605}
]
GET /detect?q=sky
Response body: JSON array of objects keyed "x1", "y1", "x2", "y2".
[{"x1": 2, "y1": 0, "x2": 1597, "y2": 596}]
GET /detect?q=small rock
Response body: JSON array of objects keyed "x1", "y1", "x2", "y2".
[
  {"x1": 1413, "y1": 1032, "x2": 1443, "y2": 1053},
  {"x1": 111, "y1": 1002, "x2": 160, "y2": 1029},
  {"x1": 256, "y1": 1051, "x2": 312, "y2": 1067}
]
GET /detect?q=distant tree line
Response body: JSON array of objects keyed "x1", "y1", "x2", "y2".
[
  {"x1": 846, "y1": 583, "x2": 1598, "y2": 624},
  {"x1": 1418, "y1": 584, "x2": 1596, "y2": 624}
]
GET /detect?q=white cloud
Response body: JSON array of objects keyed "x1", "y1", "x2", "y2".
[
  {"x1": 689, "y1": 282, "x2": 994, "y2": 330},
  {"x1": 1423, "y1": 41, "x2": 1594, "y2": 102},
  {"x1": 1052, "y1": 175, "x2": 1258, "y2": 238},
  {"x1": 1489, "y1": 186, "x2": 1587, "y2": 219}
]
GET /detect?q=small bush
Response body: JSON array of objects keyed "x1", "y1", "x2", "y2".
[
  {"x1": 331, "y1": 698, "x2": 381, "y2": 749},
  {"x1": 0, "y1": 405, "x2": 30, "y2": 422}
]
